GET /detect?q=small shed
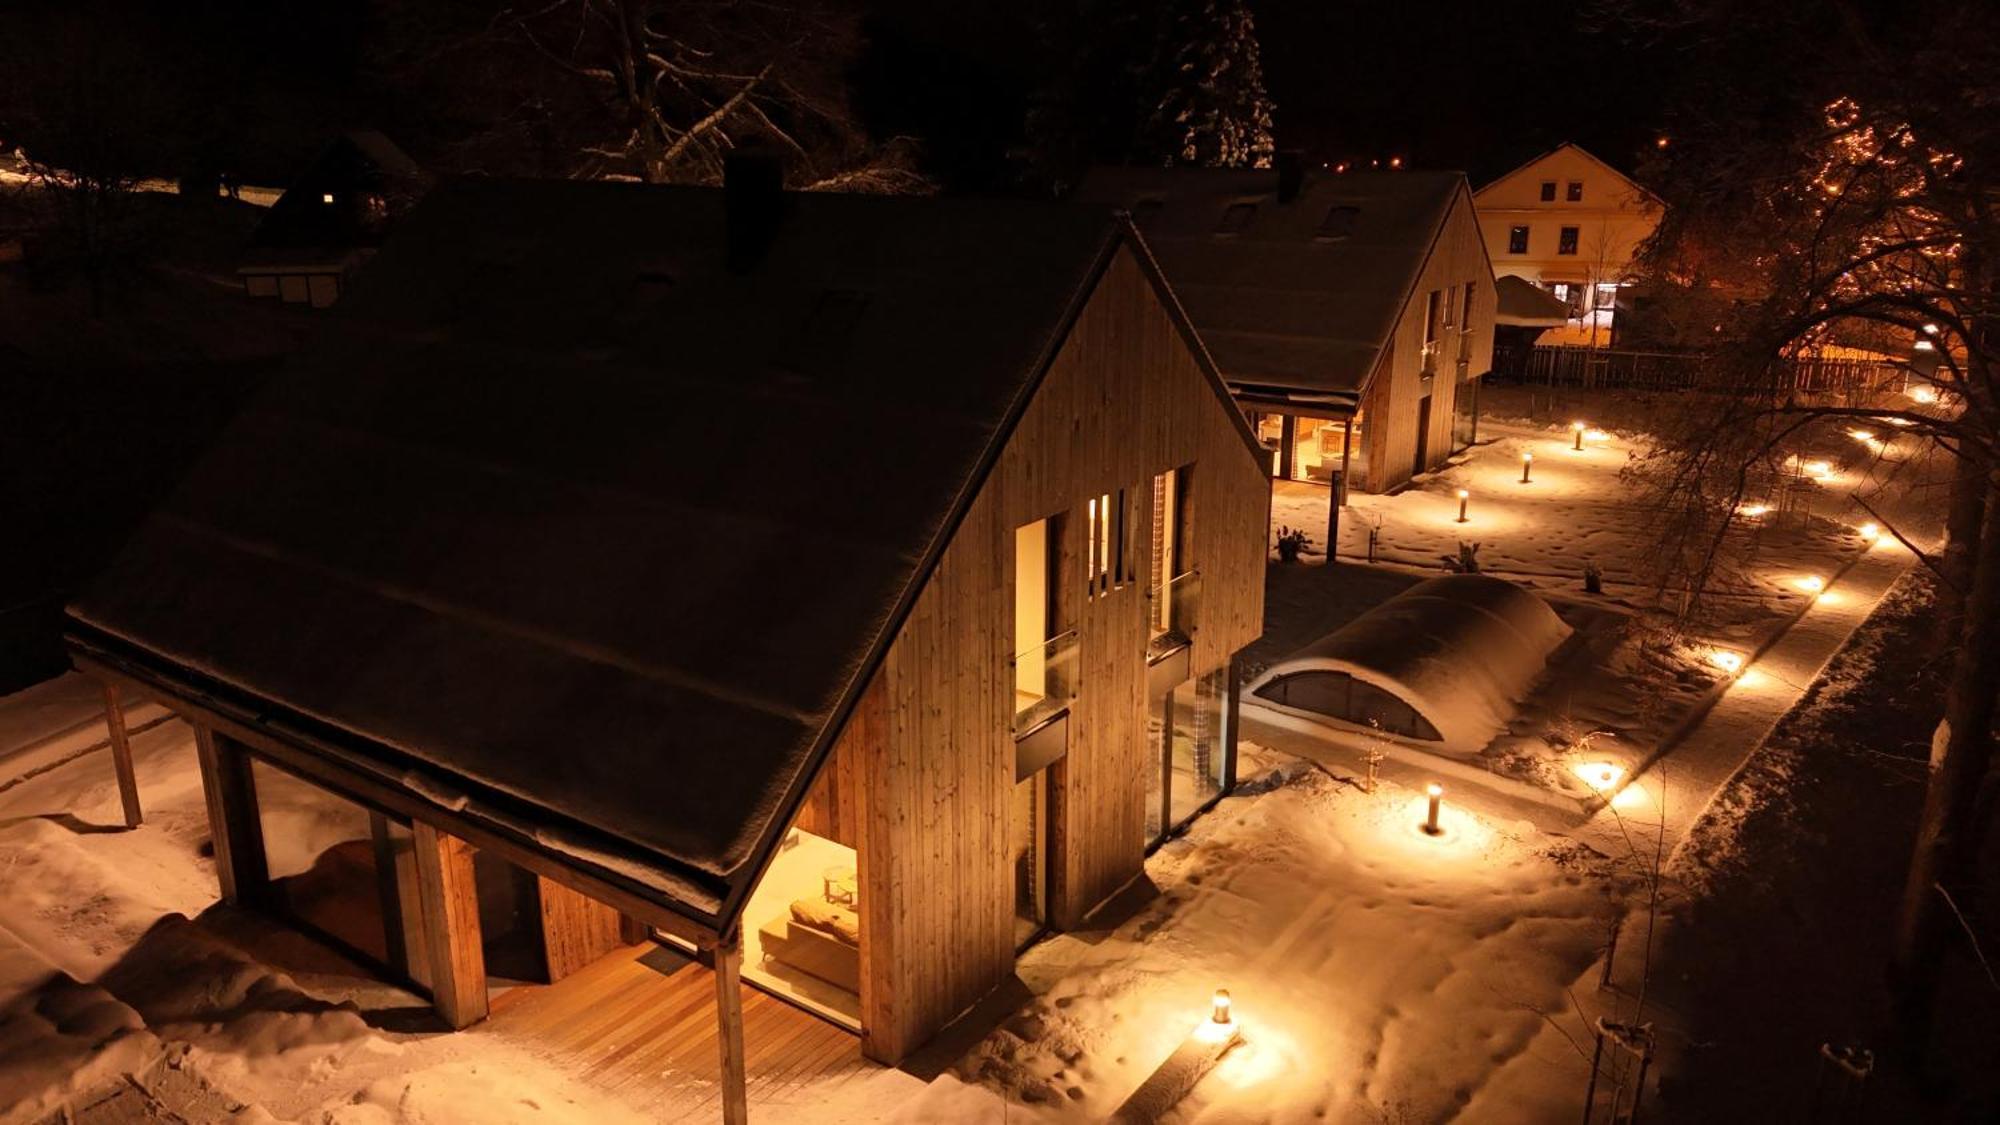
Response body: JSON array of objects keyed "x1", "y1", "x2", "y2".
[{"x1": 1247, "y1": 575, "x2": 1570, "y2": 754}]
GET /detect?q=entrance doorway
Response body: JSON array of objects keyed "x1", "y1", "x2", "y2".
[
  {"x1": 1413, "y1": 394, "x2": 1433, "y2": 478},
  {"x1": 1011, "y1": 768, "x2": 1051, "y2": 950}
]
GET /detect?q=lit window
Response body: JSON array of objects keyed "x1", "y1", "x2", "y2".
[
  {"x1": 1566, "y1": 181, "x2": 1583, "y2": 202},
  {"x1": 1422, "y1": 290, "x2": 1441, "y2": 367},
  {"x1": 1595, "y1": 282, "x2": 1619, "y2": 309},
  {"x1": 1507, "y1": 226, "x2": 1528, "y2": 254},
  {"x1": 1442, "y1": 284, "x2": 1457, "y2": 329},
  {"x1": 321, "y1": 192, "x2": 335, "y2": 205},
  {"x1": 1539, "y1": 181, "x2": 1556, "y2": 202},
  {"x1": 1086, "y1": 489, "x2": 1128, "y2": 597},
  {"x1": 1215, "y1": 202, "x2": 1256, "y2": 235},
  {"x1": 1558, "y1": 226, "x2": 1580, "y2": 255}
]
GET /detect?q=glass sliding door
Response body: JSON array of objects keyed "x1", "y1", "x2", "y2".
[
  {"x1": 1011, "y1": 769, "x2": 1050, "y2": 949},
  {"x1": 1148, "y1": 668, "x2": 1233, "y2": 848}
]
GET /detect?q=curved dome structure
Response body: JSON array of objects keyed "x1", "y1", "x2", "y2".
[{"x1": 1248, "y1": 575, "x2": 1571, "y2": 754}]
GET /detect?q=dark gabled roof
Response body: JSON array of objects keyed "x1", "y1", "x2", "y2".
[
  {"x1": 1494, "y1": 274, "x2": 1572, "y2": 327},
  {"x1": 1077, "y1": 167, "x2": 1470, "y2": 396},
  {"x1": 72, "y1": 178, "x2": 1137, "y2": 923},
  {"x1": 248, "y1": 131, "x2": 428, "y2": 259}
]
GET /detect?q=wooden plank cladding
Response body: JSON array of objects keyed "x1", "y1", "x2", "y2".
[
  {"x1": 538, "y1": 875, "x2": 631, "y2": 982},
  {"x1": 857, "y1": 245, "x2": 1269, "y2": 1062}
]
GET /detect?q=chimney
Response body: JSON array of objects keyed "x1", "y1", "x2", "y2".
[
  {"x1": 1276, "y1": 150, "x2": 1306, "y2": 204},
  {"x1": 724, "y1": 148, "x2": 785, "y2": 271}
]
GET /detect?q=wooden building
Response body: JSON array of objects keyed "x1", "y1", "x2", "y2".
[
  {"x1": 238, "y1": 130, "x2": 428, "y2": 308},
  {"x1": 1079, "y1": 163, "x2": 1497, "y2": 499},
  {"x1": 69, "y1": 168, "x2": 1269, "y2": 1119}
]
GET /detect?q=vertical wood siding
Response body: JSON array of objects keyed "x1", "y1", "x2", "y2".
[{"x1": 854, "y1": 247, "x2": 1268, "y2": 1061}]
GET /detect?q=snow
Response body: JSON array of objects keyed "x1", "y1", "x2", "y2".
[{"x1": 1247, "y1": 574, "x2": 1572, "y2": 754}]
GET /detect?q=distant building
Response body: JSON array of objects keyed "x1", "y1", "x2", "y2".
[
  {"x1": 1080, "y1": 162, "x2": 1497, "y2": 499},
  {"x1": 71, "y1": 168, "x2": 1270, "y2": 1113},
  {"x1": 238, "y1": 131, "x2": 428, "y2": 308},
  {"x1": 1472, "y1": 143, "x2": 1662, "y2": 346}
]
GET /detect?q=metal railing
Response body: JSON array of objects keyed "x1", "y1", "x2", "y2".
[
  {"x1": 1012, "y1": 629, "x2": 1079, "y2": 734},
  {"x1": 1147, "y1": 569, "x2": 1201, "y2": 660}
]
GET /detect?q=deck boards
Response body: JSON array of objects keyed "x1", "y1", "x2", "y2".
[{"x1": 481, "y1": 943, "x2": 873, "y2": 1113}]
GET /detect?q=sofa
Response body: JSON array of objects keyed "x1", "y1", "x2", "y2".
[{"x1": 758, "y1": 896, "x2": 860, "y2": 994}]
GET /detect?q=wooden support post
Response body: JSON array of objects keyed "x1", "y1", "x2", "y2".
[
  {"x1": 101, "y1": 681, "x2": 142, "y2": 829},
  {"x1": 619, "y1": 914, "x2": 652, "y2": 946},
  {"x1": 413, "y1": 821, "x2": 488, "y2": 1029},
  {"x1": 536, "y1": 875, "x2": 629, "y2": 982},
  {"x1": 714, "y1": 930, "x2": 749, "y2": 1125},
  {"x1": 193, "y1": 727, "x2": 267, "y2": 904}
]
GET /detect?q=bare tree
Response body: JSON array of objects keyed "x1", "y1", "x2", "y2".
[
  {"x1": 475, "y1": 0, "x2": 925, "y2": 191},
  {"x1": 1619, "y1": 0, "x2": 1999, "y2": 1044}
]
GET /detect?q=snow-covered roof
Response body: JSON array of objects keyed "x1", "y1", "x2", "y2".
[
  {"x1": 1494, "y1": 275, "x2": 1572, "y2": 327},
  {"x1": 1076, "y1": 167, "x2": 1470, "y2": 395},
  {"x1": 70, "y1": 178, "x2": 1164, "y2": 925},
  {"x1": 1247, "y1": 575, "x2": 1571, "y2": 753}
]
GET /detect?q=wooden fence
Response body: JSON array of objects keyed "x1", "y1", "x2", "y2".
[{"x1": 1495, "y1": 344, "x2": 1904, "y2": 399}]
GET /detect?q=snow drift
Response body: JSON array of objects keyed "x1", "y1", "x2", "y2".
[{"x1": 1246, "y1": 574, "x2": 1571, "y2": 754}]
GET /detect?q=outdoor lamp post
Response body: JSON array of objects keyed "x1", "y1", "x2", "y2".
[
  {"x1": 1572, "y1": 421, "x2": 1587, "y2": 451},
  {"x1": 1423, "y1": 783, "x2": 1444, "y2": 835},
  {"x1": 1520, "y1": 452, "x2": 1534, "y2": 484},
  {"x1": 1456, "y1": 489, "x2": 1470, "y2": 523}
]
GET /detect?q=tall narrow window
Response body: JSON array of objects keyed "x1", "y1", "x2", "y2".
[
  {"x1": 1422, "y1": 290, "x2": 1441, "y2": 369},
  {"x1": 1015, "y1": 518, "x2": 1054, "y2": 707},
  {"x1": 1566, "y1": 181, "x2": 1584, "y2": 202},
  {"x1": 1086, "y1": 489, "x2": 1127, "y2": 597},
  {"x1": 1539, "y1": 181, "x2": 1557, "y2": 202},
  {"x1": 1507, "y1": 226, "x2": 1529, "y2": 254},
  {"x1": 1150, "y1": 467, "x2": 1191, "y2": 646},
  {"x1": 1462, "y1": 281, "x2": 1478, "y2": 326},
  {"x1": 1442, "y1": 284, "x2": 1458, "y2": 329},
  {"x1": 1558, "y1": 226, "x2": 1580, "y2": 255}
]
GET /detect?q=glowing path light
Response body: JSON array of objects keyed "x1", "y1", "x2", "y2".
[
  {"x1": 1574, "y1": 762, "x2": 1625, "y2": 792},
  {"x1": 1859, "y1": 522, "x2": 1881, "y2": 542},
  {"x1": 1572, "y1": 421, "x2": 1587, "y2": 451},
  {"x1": 1457, "y1": 489, "x2": 1470, "y2": 523},
  {"x1": 1423, "y1": 783, "x2": 1444, "y2": 836},
  {"x1": 1803, "y1": 460, "x2": 1833, "y2": 480},
  {"x1": 1520, "y1": 452, "x2": 1534, "y2": 484},
  {"x1": 1709, "y1": 649, "x2": 1745, "y2": 674},
  {"x1": 1797, "y1": 574, "x2": 1826, "y2": 595},
  {"x1": 1739, "y1": 502, "x2": 1770, "y2": 519},
  {"x1": 1910, "y1": 385, "x2": 1939, "y2": 404}
]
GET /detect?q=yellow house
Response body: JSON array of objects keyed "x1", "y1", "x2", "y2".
[{"x1": 1472, "y1": 143, "x2": 1661, "y2": 346}]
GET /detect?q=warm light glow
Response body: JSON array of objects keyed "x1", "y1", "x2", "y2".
[
  {"x1": 1194, "y1": 988, "x2": 1238, "y2": 1044},
  {"x1": 1797, "y1": 575, "x2": 1826, "y2": 594},
  {"x1": 1887, "y1": 417, "x2": 1914, "y2": 427},
  {"x1": 1738, "y1": 503, "x2": 1770, "y2": 518},
  {"x1": 1913, "y1": 339, "x2": 1936, "y2": 352},
  {"x1": 1388, "y1": 156, "x2": 1403, "y2": 169},
  {"x1": 1573, "y1": 762, "x2": 1624, "y2": 792},
  {"x1": 1585, "y1": 429, "x2": 1611, "y2": 442},
  {"x1": 1456, "y1": 489, "x2": 1470, "y2": 500},
  {"x1": 1710, "y1": 649, "x2": 1744, "y2": 674},
  {"x1": 1572, "y1": 421, "x2": 1586, "y2": 432},
  {"x1": 1849, "y1": 428, "x2": 1874, "y2": 442},
  {"x1": 1426, "y1": 782, "x2": 1443, "y2": 798},
  {"x1": 1522, "y1": 452, "x2": 1533, "y2": 463},
  {"x1": 1910, "y1": 385, "x2": 1938, "y2": 404},
  {"x1": 321, "y1": 192, "x2": 335, "y2": 204},
  {"x1": 1859, "y1": 522, "x2": 1881, "y2": 541},
  {"x1": 1804, "y1": 460, "x2": 1832, "y2": 480}
]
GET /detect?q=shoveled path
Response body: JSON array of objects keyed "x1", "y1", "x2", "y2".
[{"x1": 1577, "y1": 538, "x2": 1916, "y2": 864}]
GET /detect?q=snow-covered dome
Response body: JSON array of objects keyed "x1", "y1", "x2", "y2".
[{"x1": 1247, "y1": 575, "x2": 1571, "y2": 754}]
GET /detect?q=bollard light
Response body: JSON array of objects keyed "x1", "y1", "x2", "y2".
[
  {"x1": 1798, "y1": 574, "x2": 1826, "y2": 594},
  {"x1": 1859, "y1": 522, "x2": 1881, "y2": 542},
  {"x1": 1520, "y1": 452, "x2": 1534, "y2": 484},
  {"x1": 1423, "y1": 783, "x2": 1444, "y2": 835},
  {"x1": 1456, "y1": 489, "x2": 1470, "y2": 523},
  {"x1": 1194, "y1": 987, "x2": 1238, "y2": 1044},
  {"x1": 1910, "y1": 385, "x2": 1938, "y2": 404},
  {"x1": 1739, "y1": 502, "x2": 1770, "y2": 519},
  {"x1": 1710, "y1": 649, "x2": 1744, "y2": 674},
  {"x1": 1572, "y1": 421, "x2": 1587, "y2": 451}
]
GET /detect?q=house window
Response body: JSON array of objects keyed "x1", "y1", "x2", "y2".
[
  {"x1": 1462, "y1": 281, "x2": 1477, "y2": 328},
  {"x1": 1014, "y1": 515, "x2": 1074, "y2": 732},
  {"x1": 1149, "y1": 467, "x2": 1192, "y2": 650},
  {"x1": 1507, "y1": 226, "x2": 1529, "y2": 254},
  {"x1": 1087, "y1": 490, "x2": 1127, "y2": 597},
  {"x1": 1216, "y1": 202, "x2": 1256, "y2": 235},
  {"x1": 1539, "y1": 181, "x2": 1556, "y2": 202},
  {"x1": 1566, "y1": 181, "x2": 1584, "y2": 202},
  {"x1": 321, "y1": 192, "x2": 336, "y2": 205},
  {"x1": 1422, "y1": 289, "x2": 1441, "y2": 369},
  {"x1": 1442, "y1": 284, "x2": 1458, "y2": 329},
  {"x1": 1596, "y1": 282, "x2": 1620, "y2": 310},
  {"x1": 1558, "y1": 226, "x2": 1580, "y2": 255},
  {"x1": 1316, "y1": 205, "x2": 1359, "y2": 240}
]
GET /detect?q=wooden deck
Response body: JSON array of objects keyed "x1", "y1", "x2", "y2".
[{"x1": 480, "y1": 942, "x2": 875, "y2": 1117}]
